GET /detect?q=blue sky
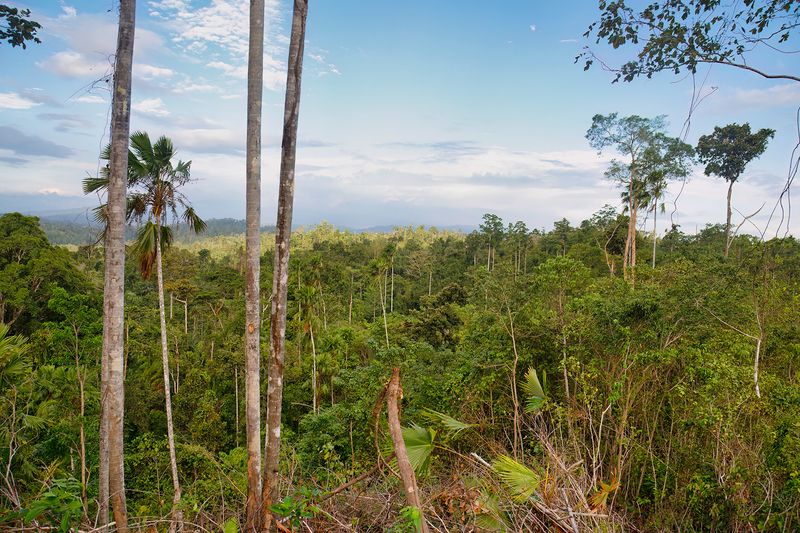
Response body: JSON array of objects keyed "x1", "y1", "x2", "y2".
[{"x1": 1, "y1": 0, "x2": 799, "y2": 234}]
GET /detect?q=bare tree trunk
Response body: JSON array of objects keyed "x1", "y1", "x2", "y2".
[
  {"x1": 379, "y1": 272, "x2": 390, "y2": 350},
  {"x1": 155, "y1": 228, "x2": 183, "y2": 533},
  {"x1": 310, "y1": 322, "x2": 317, "y2": 414},
  {"x1": 348, "y1": 272, "x2": 353, "y2": 324},
  {"x1": 76, "y1": 350, "x2": 88, "y2": 523},
  {"x1": 725, "y1": 180, "x2": 734, "y2": 258},
  {"x1": 651, "y1": 202, "x2": 657, "y2": 268},
  {"x1": 245, "y1": 0, "x2": 265, "y2": 530},
  {"x1": 754, "y1": 336, "x2": 762, "y2": 398},
  {"x1": 235, "y1": 366, "x2": 240, "y2": 449},
  {"x1": 390, "y1": 257, "x2": 394, "y2": 313},
  {"x1": 100, "y1": 3, "x2": 135, "y2": 530},
  {"x1": 386, "y1": 368, "x2": 430, "y2": 533},
  {"x1": 263, "y1": 1, "x2": 308, "y2": 529},
  {"x1": 506, "y1": 307, "x2": 522, "y2": 459}
]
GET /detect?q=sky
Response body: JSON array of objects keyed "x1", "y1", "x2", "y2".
[{"x1": 1, "y1": 0, "x2": 799, "y2": 235}]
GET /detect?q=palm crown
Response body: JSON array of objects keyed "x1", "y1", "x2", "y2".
[{"x1": 83, "y1": 131, "x2": 206, "y2": 278}]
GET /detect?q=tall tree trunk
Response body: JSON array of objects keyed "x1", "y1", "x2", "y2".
[
  {"x1": 155, "y1": 227, "x2": 183, "y2": 533},
  {"x1": 263, "y1": 1, "x2": 308, "y2": 529},
  {"x1": 245, "y1": 0, "x2": 265, "y2": 529},
  {"x1": 390, "y1": 257, "x2": 394, "y2": 313},
  {"x1": 348, "y1": 272, "x2": 353, "y2": 324},
  {"x1": 310, "y1": 322, "x2": 317, "y2": 414},
  {"x1": 379, "y1": 273, "x2": 390, "y2": 350},
  {"x1": 100, "y1": 2, "x2": 135, "y2": 530},
  {"x1": 725, "y1": 180, "x2": 734, "y2": 258},
  {"x1": 76, "y1": 352, "x2": 88, "y2": 523},
  {"x1": 651, "y1": 201, "x2": 657, "y2": 268}
]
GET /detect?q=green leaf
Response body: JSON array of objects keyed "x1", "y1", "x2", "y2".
[
  {"x1": 222, "y1": 517, "x2": 238, "y2": 533},
  {"x1": 521, "y1": 367, "x2": 546, "y2": 412},
  {"x1": 492, "y1": 455, "x2": 541, "y2": 502},
  {"x1": 421, "y1": 408, "x2": 475, "y2": 437},
  {"x1": 401, "y1": 424, "x2": 436, "y2": 474}
]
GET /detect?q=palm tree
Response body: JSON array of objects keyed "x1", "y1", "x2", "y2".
[
  {"x1": 86, "y1": 132, "x2": 205, "y2": 533},
  {"x1": 263, "y1": 0, "x2": 309, "y2": 529},
  {"x1": 100, "y1": 2, "x2": 136, "y2": 531},
  {"x1": 244, "y1": 0, "x2": 265, "y2": 529}
]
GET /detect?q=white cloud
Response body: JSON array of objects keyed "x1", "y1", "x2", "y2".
[
  {"x1": 149, "y1": 0, "x2": 287, "y2": 90},
  {"x1": 207, "y1": 60, "x2": 247, "y2": 79},
  {"x1": 135, "y1": 63, "x2": 175, "y2": 80},
  {"x1": 37, "y1": 50, "x2": 110, "y2": 78},
  {"x1": 172, "y1": 82, "x2": 221, "y2": 94},
  {"x1": 0, "y1": 92, "x2": 42, "y2": 110},
  {"x1": 529, "y1": 24, "x2": 537, "y2": 32},
  {"x1": 60, "y1": 4, "x2": 77, "y2": 18},
  {"x1": 172, "y1": 128, "x2": 243, "y2": 153},
  {"x1": 727, "y1": 84, "x2": 800, "y2": 108},
  {"x1": 133, "y1": 97, "x2": 170, "y2": 117},
  {"x1": 74, "y1": 94, "x2": 107, "y2": 104}
]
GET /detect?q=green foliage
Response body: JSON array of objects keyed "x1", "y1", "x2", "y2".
[
  {"x1": 21, "y1": 478, "x2": 83, "y2": 533},
  {"x1": 390, "y1": 505, "x2": 423, "y2": 533},
  {"x1": 492, "y1": 455, "x2": 541, "y2": 503},
  {"x1": 401, "y1": 424, "x2": 436, "y2": 474},
  {"x1": 268, "y1": 488, "x2": 321, "y2": 529},
  {"x1": 0, "y1": 5, "x2": 41, "y2": 48},
  {"x1": 6, "y1": 210, "x2": 800, "y2": 530},
  {"x1": 581, "y1": 0, "x2": 799, "y2": 83},
  {"x1": 521, "y1": 367, "x2": 546, "y2": 413},
  {"x1": 697, "y1": 123, "x2": 775, "y2": 184}
]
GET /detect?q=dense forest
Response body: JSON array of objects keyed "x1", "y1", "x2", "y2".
[
  {"x1": 3, "y1": 209, "x2": 800, "y2": 531},
  {"x1": 3, "y1": 0, "x2": 800, "y2": 532}
]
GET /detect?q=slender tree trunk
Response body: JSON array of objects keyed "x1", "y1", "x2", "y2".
[
  {"x1": 725, "y1": 180, "x2": 734, "y2": 258},
  {"x1": 235, "y1": 366, "x2": 240, "y2": 449},
  {"x1": 379, "y1": 273, "x2": 390, "y2": 350},
  {"x1": 507, "y1": 308, "x2": 522, "y2": 459},
  {"x1": 390, "y1": 257, "x2": 394, "y2": 313},
  {"x1": 155, "y1": 227, "x2": 183, "y2": 533},
  {"x1": 244, "y1": 0, "x2": 265, "y2": 530},
  {"x1": 100, "y1": 3, "x2": 135, "y2": 530},
  {"x1": 386, "y1": 368, "x2": 430, "y2": 533},
  {"x1": 263, "y1": 1, "x2": 308, "y2": 529},
  {"x1": 348, "y1": 272, "x2": 353, "y2": 324},
  {"x1": 754, "y1": 336, "x2": 762, "y2": 398},
  {"x1": 310, "y1": 322, "x2": 317, "y2": 414},
  {"x1": 428, "y1": 270, "x2": 432, "y2": 296},
  {"x1": 651, "y1": 201, "x2": 657, "y2": 268},
  {"x1": 76, "y1": 354, "x2": 88, "y2": 523}
]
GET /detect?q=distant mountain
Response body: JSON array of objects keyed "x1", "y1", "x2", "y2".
[
  {"x1": 348, "y1": 224, "x2": 474, "y2": 234},
  {"x1": 3, "y1": 210, "x2": 473, "y2": 246}
]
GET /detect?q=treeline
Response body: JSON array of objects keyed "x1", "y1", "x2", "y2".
[
  {"x1": 2, "y1": 209, "x2": 800, "y2": 531},
  {"x1": 39, "y1": 217, "x2": 279, "y2": 246}
]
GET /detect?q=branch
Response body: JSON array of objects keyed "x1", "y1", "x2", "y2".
[{"x1": 704, "y1": 59, "x2": 800, "y2": 83}]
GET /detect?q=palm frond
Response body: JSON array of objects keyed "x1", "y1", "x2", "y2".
[
  {"x1": 492, "y1": 455, "x2": 541, "y2": 502},
  {"x1": 153, "y1": 135, "x2": 176, "y2": 168},
  {"x1": 183, "y1": 206, "x2": 207, "y2": 234},
  {"x1": 132, "y1": 222, "x2": 158, "y2": 279},
  {"x1": 402, "y1": 424, "x2": 436, "y2": 474},
  {"x1": 130, "y1": 130, "x2": 154, "y2": 165},
  {"x1": 521, "y1": 367, "x2": 546, "y2": 413},
  {"x1": 82, "y1": 174, "x2": 109, "y2": 195},
  {"x1": 421, "y1": 408, "x2": 476, "y2": 437}
]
